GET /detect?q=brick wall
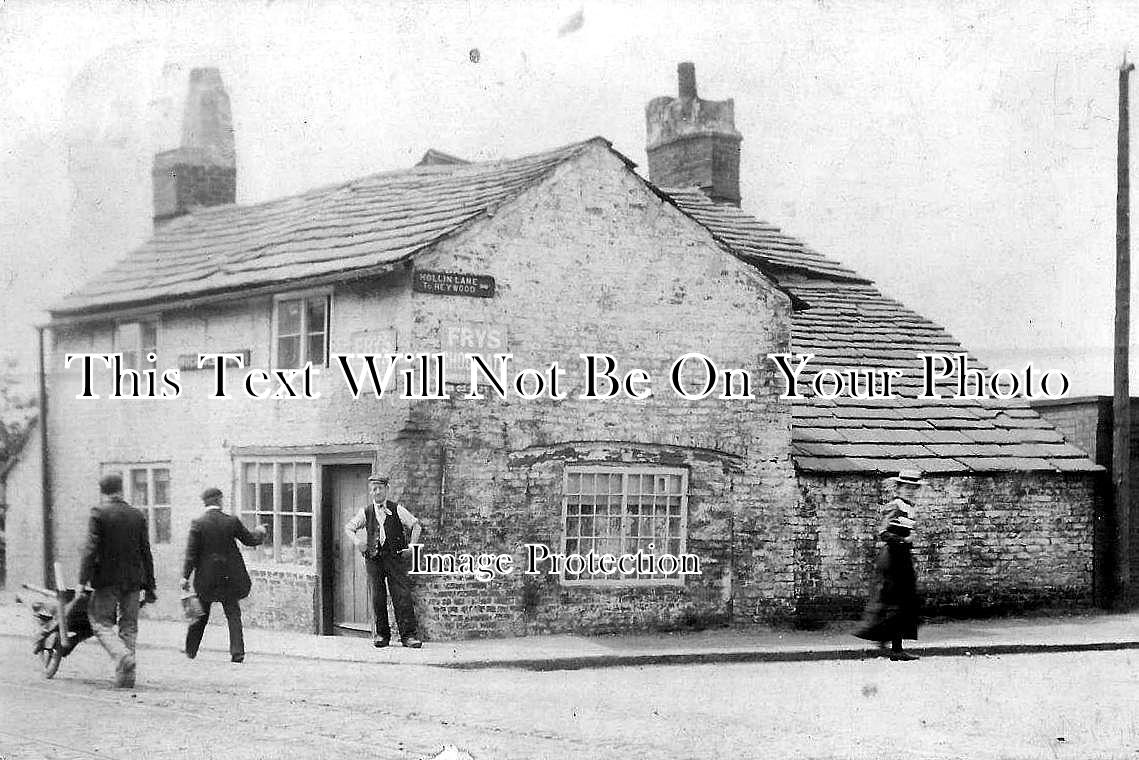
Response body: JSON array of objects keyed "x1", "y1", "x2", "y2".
[
  {"x1": 795, "y1": 471, "x2": 1100, "y2": 623},
  {"x1": 243, "y1": 567, "x2": 318, "y2": 632}
]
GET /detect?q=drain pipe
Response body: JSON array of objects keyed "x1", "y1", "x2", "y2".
[{"x1": 37, "y1": 325, "x2": 55, "y2": 588}]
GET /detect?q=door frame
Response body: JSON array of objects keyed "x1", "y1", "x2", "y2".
[{"x1": 318, "y1": 454, "x2": 376, "y2": 635}]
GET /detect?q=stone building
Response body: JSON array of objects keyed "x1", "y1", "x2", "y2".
[{"x1": 6, "y1": 64, "x2": 1102, "y2": 638}]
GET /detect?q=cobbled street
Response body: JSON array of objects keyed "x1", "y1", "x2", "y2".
[{"x1": 2, "y1": 633, "x2": 1138, "y2": 759}]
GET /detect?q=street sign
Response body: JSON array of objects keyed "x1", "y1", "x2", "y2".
[{"x1": 413, "y1": 270, "x2": 495, "y2": 298}]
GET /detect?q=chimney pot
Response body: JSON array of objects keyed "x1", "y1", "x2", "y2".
[{"x1": 678, "y1": 62, "x2": 697, "y2": 99}]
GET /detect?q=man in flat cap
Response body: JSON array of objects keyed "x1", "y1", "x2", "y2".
[
  {"x1": 181, "y1": 487, "x2": 266, "y2": 662},
  {"x1": 79, "y1": 472, "x2": 157, "y2": 688},
  {"x1": 344, "y1": 475, "x2": 423, "y2": 648}
]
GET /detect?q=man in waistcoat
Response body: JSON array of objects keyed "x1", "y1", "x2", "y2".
[{"x1": 344, "y1": 475, "x2": 423, "y2": 648}]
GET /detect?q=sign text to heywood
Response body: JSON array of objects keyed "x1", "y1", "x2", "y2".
[{"x1": 413, "y1": 270, "x2": 495, "y2": 298}]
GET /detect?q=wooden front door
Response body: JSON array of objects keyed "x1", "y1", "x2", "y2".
[{"x1": 325, "y1": 464, "x2": 372, "y2": 633}]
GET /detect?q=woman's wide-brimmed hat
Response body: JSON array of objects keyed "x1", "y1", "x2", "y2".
[{"x1": 889, "y1": 468, "x2": 923, "y2": 486}]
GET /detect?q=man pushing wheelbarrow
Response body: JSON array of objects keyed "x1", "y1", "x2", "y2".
[{"x1": 75, "y1": 473, "x2": 157, "y2": 688}]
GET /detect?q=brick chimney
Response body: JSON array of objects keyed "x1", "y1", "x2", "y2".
[
  {"x1": 646, "y1": 62, "x2": 742, "y2": 206},
  {"x1": 152, "y1": 67, "x2": 235, "y2": 223}
]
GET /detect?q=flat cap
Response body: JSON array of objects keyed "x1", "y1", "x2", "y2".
[
  {"x1": 367, "y1": 475, "x2": 390, "y2": 485},
  {"x1": 201, "y1": 487, "x2": 223, "y2": 504}
]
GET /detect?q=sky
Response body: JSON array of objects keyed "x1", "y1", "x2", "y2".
[{"x1": 1, "y1": 0, "x2": 1137, "y2": 396}]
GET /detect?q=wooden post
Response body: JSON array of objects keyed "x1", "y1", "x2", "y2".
[
  {"x1": 38, "y1": 326, "x2": 55, "y2": 589},
  {"x1": 53, "y1": 561, "x2": 69, "y2": 644},
  {"x1": 1114, "y1": 57, "x2": 1135, "y2": 609}
]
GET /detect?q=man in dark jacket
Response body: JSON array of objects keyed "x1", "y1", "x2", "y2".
[
  {"x1": 78, "y1": 473, "x2": 156, "y2": 688},
  {"x1": 180, "y1": 487, "x2": 266, "y2": 662}
]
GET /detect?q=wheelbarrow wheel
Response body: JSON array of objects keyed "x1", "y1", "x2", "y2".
[{"x1": 40, "y1": 647, "x2": 62, "y2": 678}]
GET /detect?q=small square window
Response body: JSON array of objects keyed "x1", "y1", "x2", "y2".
[
  {"x1": 101, "y1": 463, "x2": 172, "y2": 545},
  {"x1": 274, "y1": 294, "x2": 329, "y2": 368},
  {"x1": 114, "y1": 320, "x2": 159, "y2": 372}
]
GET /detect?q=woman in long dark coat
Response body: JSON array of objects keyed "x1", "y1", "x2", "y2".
[{"x1": 854, "y1": 515, "x2": 920, "y2": 660}]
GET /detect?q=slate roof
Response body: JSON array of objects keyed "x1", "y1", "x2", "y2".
[
  {"x1": 664, "y1": 188, "x2": 1099, "y2": 474},
  {"x1": 52, "y1": 138, "x2": 611, "y2": 316}
]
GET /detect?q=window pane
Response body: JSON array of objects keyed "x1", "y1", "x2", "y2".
[
  {"x1": 278, "y1": 300, "x2": 302, "y2": 335},
  {"x1": 297, "y1": 467, "x2": 312, "y2": 506},
  {"x1": 259, "y1": 483, "x2": 273, "y2": 512},
  {"x1": 256, "y1": 518, "x2": 274, "y2": 561},
  {"x1": 130, "y1": 469, "x2": 148, "y2": 506},
  {"x1": 280, "y1": 514, "x2": 294, "y2": 547},
  {"x1": 153, "y1": 469, "x2": 170, "y2": 504},
  {"x1": 295, "y1": 462, "x2": 311, "y2": 483},
  {"x1": 305, "y1": 297, "x2": 326, "y2": 332},
  {"x1": 114, "y1": 322, "x2": 139, "y2": 348},
  {"x1": 296, "y1": 482, "x2": 313, "y2": 513},
  {"x1": 141, "y1": 321, "x2": 157, "y2": 347},
  {"x1": 141, "y1": 322, "x2": 158, "y2": 366},
  {"x1": 243, "y1": 463, "x2": 257, "y2": 512},
  {"x1": 154, "y1": 506, "x2": 172, "y2": 544},
  {"x1": 279, "y1": 463, "x2": 294, "y2": 512},
  {"x1": 278, "y1": 336, "x2": 300, "y2": 368},
  {"x1": 306, "y1": 333, "x2": 325, "y2": 365}
]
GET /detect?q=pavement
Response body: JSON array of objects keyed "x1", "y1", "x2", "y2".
[{"x1": 5, "y1": 588, "x2": 1139, "y2": 671}]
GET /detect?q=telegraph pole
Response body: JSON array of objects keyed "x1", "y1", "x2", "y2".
[{"x1": 1113, "y1": 55, "x2": 1134, "y2": 608}]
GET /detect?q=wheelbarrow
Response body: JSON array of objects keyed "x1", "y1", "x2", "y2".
[{"x1": 17, "y1": 563, "x2": 95, "y2": 678}]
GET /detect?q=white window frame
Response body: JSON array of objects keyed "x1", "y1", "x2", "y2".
[
  {"x1": 271, "y1": 289, "x2": 332, "y2": 369},
  {"x1": 100, "y1": 462, "x2": 172, "y2": 545},
  {"x1": 560, "y1": 465, "x2": 689, "y2": 587},
  {"x1": 235, "y1": 456, "x2": 318, "y2": 568},
  {"x1": 113, "y1": 318, "x2": 160, "y2": 372}
]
